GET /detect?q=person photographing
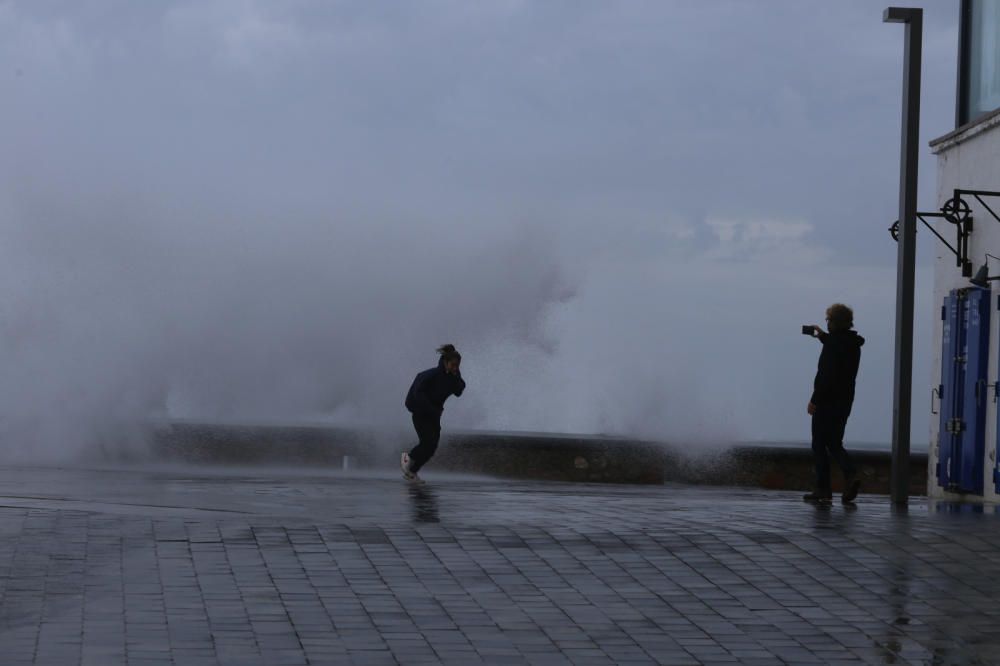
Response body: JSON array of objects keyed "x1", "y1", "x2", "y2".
[
  {"x1": 401, "y1": 344, "x2": 466, "y2": 483},
  {"x1": 803, "y1": 304, "x2": 864, "y2": 505}
]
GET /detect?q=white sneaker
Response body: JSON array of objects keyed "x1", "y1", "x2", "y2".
[{"x1": 400, "y1": 452, "x2": 415, "y2": 481}]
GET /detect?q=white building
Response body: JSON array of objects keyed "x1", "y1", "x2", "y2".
[{"x1": 927, "y1": 0, "x2": 1000, "y2": 501}]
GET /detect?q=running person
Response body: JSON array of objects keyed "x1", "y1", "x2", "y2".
[{"x1": 401, "y1": 344, "x2": 465, "y2": 482}]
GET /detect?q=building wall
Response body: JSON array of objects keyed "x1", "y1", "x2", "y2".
[{"x1": 929, "y1": 117, "x2": 1000, "y2": 501}]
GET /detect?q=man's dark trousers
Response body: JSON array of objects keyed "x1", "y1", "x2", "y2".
[
  {"x1": 811, "y1": 404, "x2": 856, "y2": 495},
  {"x1": 408, "y1": 414, "x2": 441, "y2": 473}
]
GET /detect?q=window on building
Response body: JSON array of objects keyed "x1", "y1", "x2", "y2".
[{"x1": 960, "y1": 0, "x2": 1000, "y2": 125}]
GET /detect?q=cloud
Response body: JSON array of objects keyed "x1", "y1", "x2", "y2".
[
  {"x1": 0, "y1": 1, "x2": 953, "y2": 457},
  {"x1": 0, "y1": 4, "x2": 85, "y2": 75},
  {"x1": 706, "y1": 217, "x2": 813, "y2": 247}
]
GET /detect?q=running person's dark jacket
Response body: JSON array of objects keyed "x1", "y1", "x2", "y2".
[
  {"x1": 405, "y1": 357, "x2": 466, "y2": 419},
  {"x1": 810, "y1": 329, "x2": 865, "y2": 409}
]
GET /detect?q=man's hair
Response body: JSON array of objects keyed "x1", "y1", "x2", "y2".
[
  {"x1": 826, "y1": 303, "x2": 854, "y2": 332},
  {"x1": 437, "y1": 344, "x2": 461, "y2": 363}
]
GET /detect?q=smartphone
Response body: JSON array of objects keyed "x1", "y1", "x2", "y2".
[{"x1": 801, "y1": 325, "x2": 814, "y2": 336}]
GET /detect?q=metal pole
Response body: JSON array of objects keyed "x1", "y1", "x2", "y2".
[{"x1": 884, "y1": 7, "x2": 922, "y2": 506}]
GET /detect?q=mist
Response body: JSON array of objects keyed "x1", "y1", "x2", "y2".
[{"x1": 0, "y1": 1, "x2": 954, "y2": 459}]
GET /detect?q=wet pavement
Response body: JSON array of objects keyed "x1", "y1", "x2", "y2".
[{"x1": 0, "y1": 464, "x2": 998, "y2": 665}]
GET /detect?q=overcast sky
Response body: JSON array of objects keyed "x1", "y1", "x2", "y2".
[{"x1": 0, "y1": 1, "x2": 959, "y2": 456}]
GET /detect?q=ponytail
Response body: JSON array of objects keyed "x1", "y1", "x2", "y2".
[{"x1": 437, "y1": 344, "x2": 461, "y2": 362}]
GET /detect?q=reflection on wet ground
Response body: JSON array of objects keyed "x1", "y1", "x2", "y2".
[
  {"x1": 0, "y1": 463, "x2": 998, "y2": 664},
  {"x1": 407, "y1": 483, "x2": 440, "y2": 523}
]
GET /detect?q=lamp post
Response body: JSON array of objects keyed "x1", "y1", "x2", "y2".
[{"x1": 883, "y1": 7, "x2": 922, "y2": 506}]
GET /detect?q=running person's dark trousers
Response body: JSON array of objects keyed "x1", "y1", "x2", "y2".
[
  {"x1": 811, "y1": 404, "x2": 856, "y2": 495},
  {"x1": 408, "y1": 414, "x2": 441, "y2": 473}
]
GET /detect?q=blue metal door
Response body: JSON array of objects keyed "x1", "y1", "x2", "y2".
[
  {"x1": 938, "y1": 287, "x2": 989, "y2": 495},
  {"x1": 960, "y1": 288, "x2": 989, "y2": 495},
  {"x1": 937, "y1": 292, "x2": 960, "y2": 490},
  {"x1": 994, "y1": 291, "x2": 1000, "y2": 496}
]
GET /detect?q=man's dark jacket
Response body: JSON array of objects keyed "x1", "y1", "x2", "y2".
[
  {"x1": 405, "y1": 358, "x2": 466, "y2": 419},
  {"x1": 810, "y1": 329, "x2": 865, "y2": 409}
]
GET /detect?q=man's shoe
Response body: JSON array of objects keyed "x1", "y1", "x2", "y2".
[
  {"x1": 842, "y1": 476, "x2": 861, "y2": 504},
  {"x1": 400, "y1": 452, "x2": 415, "y2": 481},
  {"x1": 803, "y1": 491, "x2": 833, "y2": 504}
]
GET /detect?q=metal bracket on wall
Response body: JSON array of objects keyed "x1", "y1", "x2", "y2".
[{"x1": 888, "y1": 189, "x2": 1000, "y2": 277}]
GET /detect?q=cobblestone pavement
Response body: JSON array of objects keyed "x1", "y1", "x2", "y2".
[{"x1": 0, "y1": 464, "x2": 998, "y2": 665}]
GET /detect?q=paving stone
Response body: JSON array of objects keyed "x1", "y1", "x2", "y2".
[{"x1": 0, "y1": 466, "x2": 999, "y2": 664}]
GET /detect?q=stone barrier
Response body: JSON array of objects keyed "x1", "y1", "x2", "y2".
[
  {"x1": 663, "y1": 445, "x2": 927, "y2": 496},
  {"x1": 149, "y1": 422, "x2": 927, "y2": 494}
]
